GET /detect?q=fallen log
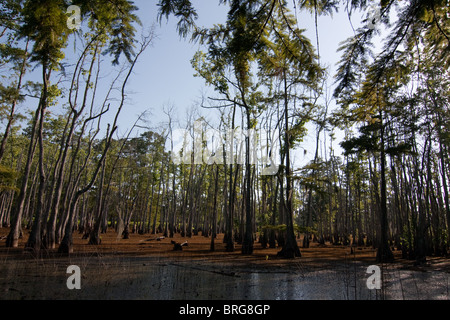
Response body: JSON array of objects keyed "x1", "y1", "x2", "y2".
[{"x1": 145, "y1": 236, "x2": 165, "y2": 242}]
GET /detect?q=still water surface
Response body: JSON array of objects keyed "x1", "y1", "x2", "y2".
[{"x1": 1, "y1": 256, "x2": 448, "y2": 300}]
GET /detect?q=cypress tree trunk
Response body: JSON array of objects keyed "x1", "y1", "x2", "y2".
[
  {"x1": 225, "y1": 105, "x2": 237, "y2": 252},
  {"x1": 278, "y1": 71, "x2": 300, "y2": 258},
  {"x1": 242, "y1": 107, "x2": 253, "y2": 255},
  {"x1": 88, "y1": 157, "x2": 106, "y2": 245},
  {"x1": 210, "y1": 165, "x2": 219, "y2": 251},
  {"x1": 6, "y1": 99, "x2": 40, "y2": 248},
  {"x1": 0, "y1": 40, "x2": 29, "y2": 163},
  {"x1": 376, "y1": 110, "x2": 394, "y2": 263},
  {"x1": 437, "y1": 117, "x2": 450, "y2": 246},
  {"x1": 25, "y1": 65, "x2": 52, "y2": 253}
]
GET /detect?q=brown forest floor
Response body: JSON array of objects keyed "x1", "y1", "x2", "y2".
[{"x1": 0, "y1": 227, "x2": 449, "y2": 273}]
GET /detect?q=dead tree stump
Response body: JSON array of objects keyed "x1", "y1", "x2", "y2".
[{"x1": 171, "y1": 240, "x2": 188, "y2": 251}]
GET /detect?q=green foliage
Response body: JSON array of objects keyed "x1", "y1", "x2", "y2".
[
  {"x1": 20, "y1": 0, "x2": 69, "y2": 68},
  {"x1": 0, "y1": 0, "x2": 24, "y2": 31},
  {"x1": 157, "y1": 0, "x2": 199, "y2": 38},
  {"x1": 191, "y1": 51, "x2": 229, "y2": 94},
  {"x1": 262, "y1": 223, "x2": 317, "y2": 234},
  {"x1": 0, "y1": 45, "x2": 27, "y2": 68},
  {"x1": 72, "y1": 0, "x2": 141, "y2": 65},
  {"x1": 334, "y1": 0, "x2": 450, "y2": 101},
  {"x1": 0, "y1": 0, "x2": 447, "y2": 261},
  {"x1": 340, "y1": 129, "x2": 378, "y2": 155},
  {"x1": 295, "y1": 225, "x2": 317, "y2": 235},
  {"x1": 0, "y1": 83, "x2": 24, "y2": 108},
  {"x1": 298, "y1": 0, "x2": 339, "y2": 15},
  {"x1": 0, "y1": 164, "x2": 18, "y2": 193}
]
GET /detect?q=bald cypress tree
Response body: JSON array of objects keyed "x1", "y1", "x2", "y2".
[
  {"x1": 257, "y1": 3, "x2": 323, "y2": 257},
  {"x1": 7, "y1": 0, "x2": 69, "y2": 250},
  {"x1": 5, "y1": 0, "x2": 144, "y2": 252}
]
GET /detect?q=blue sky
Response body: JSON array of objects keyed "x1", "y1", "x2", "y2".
[
  {"x1": 121, "y1": 1, "x2": 366, "y2": 167},
  {"x1": 123, "y1": 1, "x2": 229, "y2": 132},
  {"x1": 126, "y1": 1, "x2": 360, "y2": 126},
  {"x1": 7, "y1": 1, "x2": 373, "y2": 168}
]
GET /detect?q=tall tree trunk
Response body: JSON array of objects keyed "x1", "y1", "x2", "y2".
[
  {"x1": 10, "y1": 65, "x2": 50, "y2": 251},
  {"x1": 24, "y1": 84, "x2": 47, "y2": 253},
  {"x1": 88, "y1": 156, "x2": 106, "y2": 245},
  {"x1": 5, "y1": 103, "x2": 40, "y2": 248},
  {"x1": 152, "y1": 167, "x2": 163, "y2": 234},
  {"x1": 278, "y1": 71, "x2": 300, "y2": 258},
  {"x1": 169, "y1": 164, "x2": 177, "y2": 238},
  {"x1": 304, "y1": 120, "x2": 322, "y2": 248},
  {"x1": 210, "y1": 164, "x2": 219, "y2": 251},
  {"x1": 147, "y1": 174, "x2": 156, "y2": 234},
  {"x1": 241, "y1": 107, "x2": 253, "y2": 254},
  {"x1": 268, "y1": 175, "x2": 279, "y2": 248},
  {"x1": 437, "y1": 116, "x2": 450, "y2": 245},
  {"x1": 179, "y1": 163, "x2": 187, "y2": 237},
  {"x1": 0, "y1": 40, "x2": 29, "y2": 163},
  {"x1": 48, "y1": 45, "x2": 99, "y2": 249},
  {"x1": 225, "y1": 103, "x2": 237, "y2": 251},
  {"x1": 376, "y1": 109, "x2": 394, "y2": 263},
  {"x1": 58, "y1": 121, "x2": 114, "y2": 253}
]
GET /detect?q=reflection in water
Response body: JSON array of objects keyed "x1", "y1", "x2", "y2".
[
  {"x1": 133, "y1": 263, "x2": 448, "y2": 300},
  {"x1": 0, "y1": 257, "x2": 448, "y2": 300}
]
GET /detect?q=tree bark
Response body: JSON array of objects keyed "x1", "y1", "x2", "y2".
[
  {"x1": 376, "y1": 110, "x2": 394, "y2": 263},
  {"x1": 210, "y1": 165, "x2": 219, "y2": 251},
  {"x1": 225, "y1": 104, "x2": 237, "y2": 251},
  {"x1": 241, "y1": 106, "x2": 254, "y2": 255},
  {"x1": 278, "y1": 70, "x2": 300, "y2": 258},
  {"x1": 0, "y1": 40, "x2": 29, "y2": 163},
  {"x1": 24, "y1": 69, "x2": 48, "y2": 253},
  {"x1": 5, "y1": 101, "x2": 40, "y2": 248}
]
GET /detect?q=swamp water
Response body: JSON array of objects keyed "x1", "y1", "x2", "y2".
[{"x1": 1, "y1": 255, "x2": 449, "y2": 300}]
